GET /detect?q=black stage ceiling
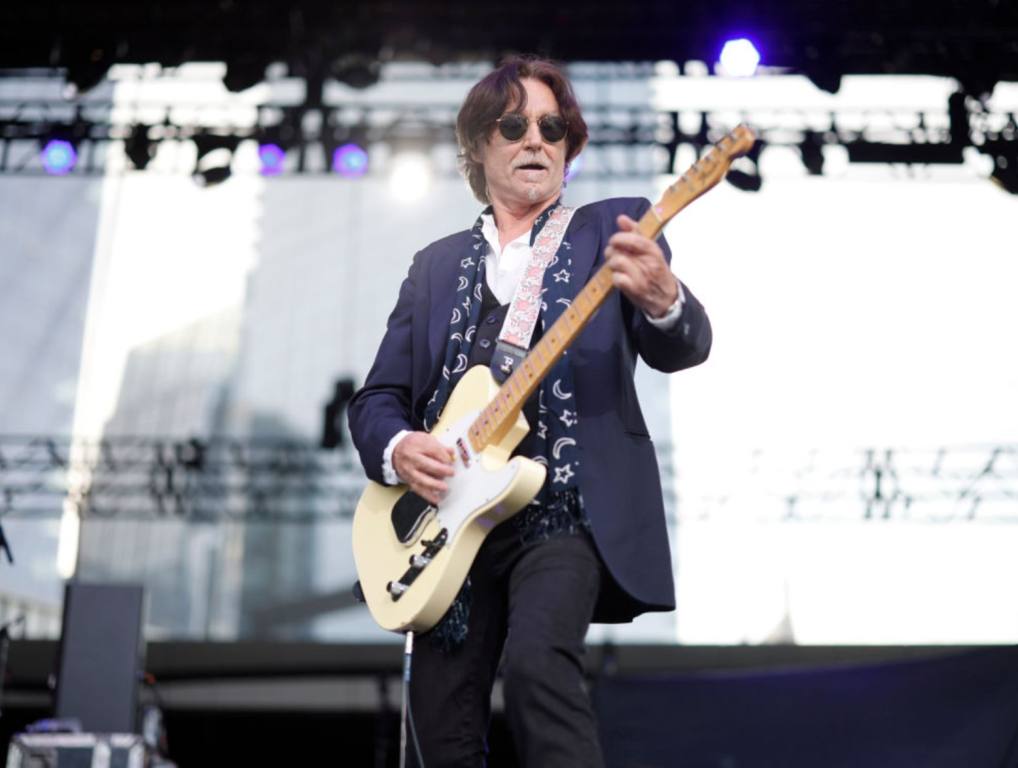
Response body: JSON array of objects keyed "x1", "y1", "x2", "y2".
[{"x1": 1, "y1": 1, "x2": 1017, "y2": 95}]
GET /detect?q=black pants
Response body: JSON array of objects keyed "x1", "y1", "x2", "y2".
[{"x1": 408, "y1": 524, "x2": 606, "y2": 768}]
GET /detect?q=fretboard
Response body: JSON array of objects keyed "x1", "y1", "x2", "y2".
[
  {"x1": 466, "y1": 209, "x2": 667, "y2": 452},
  {"x1": 464, "y1": 123, "x2": 757, "y2": 453}
]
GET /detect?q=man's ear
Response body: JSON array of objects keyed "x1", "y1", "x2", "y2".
[{"x1": 467, "y1": 138, "x2": 489, "y2": 166}]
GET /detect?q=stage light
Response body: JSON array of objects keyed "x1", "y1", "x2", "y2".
[
  {"x1": 389, "y1": 152, "x2": 432, "y2": 203},
  {"x1": 224, "y1": 56, "x2": 266, "y2": 93},
  {"x1": 726, "y1": 151, "x2": 763, "y2": 191},
  {"x1": 799, "y1": 131, "x2": 825, "y2": 175},
  {"x1": 124, "y1": 124, "x2": 154, "y2": 170},
  {"x1": 254, "y1": 114, "x2": 300, "y2": 174},
  {"x1": 258, "y1": 143, "x2": 286, "y2": 176},
  {"x1": 332, "y1": 54, "x2": 381, "y2": 90},
  {"x1": 192, "y1": 133, "x2": 240, "y2": 187},
  {"x1": 725, "y1": 140, "x2": 763, "y2": 191},
  {"x1": 726, "y1": 168, "x2": 762, "y2": 191},
  {"x1": 41, "y1": 139, "x2": 78, "y2": 175},
  {"x1": 62, "y1": 50, "x2": 111, "y2": 97},
  {"x1": 719, "y1": 38, "x2": 761, "y2": 77},
  {"x1": 333, "y1": 143, "x2": 369, "y2": 178},
  {"x1": 990, "y1": 155, "x2": 1018, "y2": 194}
]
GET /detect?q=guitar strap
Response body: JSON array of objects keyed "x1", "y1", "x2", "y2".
[
  {"x1": 423, "y1": 200, "x2": 582, "y2": 498},
  {"x1": 427, "y1": 203, "x2": 585, "y2": 652},
  {"x1": 490, "y1": 205, "x2": 575, "y2": 383}
]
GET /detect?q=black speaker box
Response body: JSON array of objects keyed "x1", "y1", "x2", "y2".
[{"x1": 54, "y1": 582, "x2": 145, "y2": 734}]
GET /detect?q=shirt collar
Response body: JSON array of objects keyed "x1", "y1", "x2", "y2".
[{"x1": 480, "y1": 198, "x2": 563, "y2": 254}]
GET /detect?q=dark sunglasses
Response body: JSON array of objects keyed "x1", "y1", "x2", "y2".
[{"x1": 495, "y1": 113, "x2": 568, "y2": 143}]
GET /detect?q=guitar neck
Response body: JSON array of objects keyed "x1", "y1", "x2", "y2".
[
  {"x1": 465, "y1": 123, "x2": 757, "y2": 453},
  {"x1": 465, "y1": 207, "x2": 664, "y2": 452}
]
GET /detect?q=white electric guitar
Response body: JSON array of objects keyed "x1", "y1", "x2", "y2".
[{"x1": 353, "y1": 124, "x2": 757, "y2": 633}]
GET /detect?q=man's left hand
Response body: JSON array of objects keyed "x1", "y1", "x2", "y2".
[{"x1": 604, "y1": 214, "x2": 678, "y2": 319}]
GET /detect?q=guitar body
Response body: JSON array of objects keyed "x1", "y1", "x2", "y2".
[{"x1": 352, "y1": 365, "x2": 546, "y2": 633}]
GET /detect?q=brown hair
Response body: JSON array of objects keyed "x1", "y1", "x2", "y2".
[{"x1": 456, "y1": 55, "x2": 588, "y2": 204}]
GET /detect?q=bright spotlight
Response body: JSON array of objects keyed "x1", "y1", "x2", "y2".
[
  {"x1": 41, "y1": 139, "x2": 78, "y2": 175},
  {"x1": 258, "y1": 143, "x2": 286, "y2": 176},
  {"x1": 333, "y1": 143, "x2": 369, "y2": 178},
  {"x1": 389, "y1": 152, "x2": 432, "y2": 203},
  {"x1": 719, "y1": 38, "x2": 761, "y2": 77}
]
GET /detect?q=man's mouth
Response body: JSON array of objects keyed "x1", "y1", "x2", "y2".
[{"x1": 516, "y1": 162, "x2": 547, "y2": 172}]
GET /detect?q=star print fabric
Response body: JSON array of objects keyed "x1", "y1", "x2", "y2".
[
  {"x1": 421, "y1": 203, "x2": 587, "y2": 652},
  {"x1": 421, "y1": 201, "x2": 582, "y2": 503},
  {"x1": 506, "y1": 201, "x2": 582, "y2": 504},
  {"x1": 421, "y1": 217, "x2": 488, "y2": 432},
  {"x1": 423, "y1": 202, "x2": 582, "y2": 506}
]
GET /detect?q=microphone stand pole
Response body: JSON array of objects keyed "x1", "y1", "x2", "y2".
[
  {"x1": 399, "y1": 630, "x2": 415, "y2": 768},
  {"x1": 0, "y1": 616, "x2": 25, "y2": 721}
]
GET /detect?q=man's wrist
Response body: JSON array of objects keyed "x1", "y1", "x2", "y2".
[
  {"x1": 382, "y1": 429, "x2": 411, "y2": 485},
  {"x1": 644, "y1": 277, "x2": 685, "y2": 329}
]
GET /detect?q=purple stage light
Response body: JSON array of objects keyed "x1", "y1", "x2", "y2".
[
  {"x1": 41, "y1": 139, "x2": 77, "y2": 175},
  {"x1": 719, "y1": 38, "x2": 761, "y2": 77},
  {"x1": 333, "y1": 143, "x2": 369, "y2": 178},
  {"x1": 258, "y1": 143, "x2": 286, "y2": 175}
]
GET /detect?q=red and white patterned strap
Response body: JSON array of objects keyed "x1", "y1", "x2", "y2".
[{"x1": 497, "y1": 206, "x2": 576, "y2": 352}]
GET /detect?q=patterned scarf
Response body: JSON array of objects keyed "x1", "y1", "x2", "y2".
[
  {"x1": 422, "y1": 202, "x2": 581, "y2": 503},
  {"x1": 421, "y1": 202, "x2": 587, "y2": 651}
]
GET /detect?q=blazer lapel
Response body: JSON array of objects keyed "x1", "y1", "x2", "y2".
[{"x1": 562, "y1": 207, "x2": 598, "y2": 289}]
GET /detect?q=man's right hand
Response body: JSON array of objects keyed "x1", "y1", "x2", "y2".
[{"x1": 392, "y1": 431, "x2": 456, "y2": 506}]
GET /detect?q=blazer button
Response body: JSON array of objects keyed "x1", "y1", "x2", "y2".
[
  {"x1": 479, "y1": 338, "x2": 491, "y2": 349},
  {"x1": 486, "y1": 316, "x2": 499, "y2": 325}
]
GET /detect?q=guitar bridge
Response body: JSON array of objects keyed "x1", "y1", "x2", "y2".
[{"x1": 387, "y1": 528, "x2": 448, "y2": 601}]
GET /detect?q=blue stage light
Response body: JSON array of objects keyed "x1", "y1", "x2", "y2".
[
  {"x1": 258, "y1": 143, "x2": 286, "y2": 176},
  {"x1": 720, "y1": 38, "x2": 761, "y2": 77},
  {"x1": 333, "y1": 143, "x2": 369, "y2": 178},
  {"x1": 41, "y1": 139, "x2": 78, "y2": 175}
]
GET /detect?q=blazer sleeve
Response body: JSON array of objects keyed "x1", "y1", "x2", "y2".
[
  {"x1": 621, "y1": 198, "x2": 713, "y2": 373},
  {"x1": 347, "y1": 251, "x2": 422, "y2": 484}
]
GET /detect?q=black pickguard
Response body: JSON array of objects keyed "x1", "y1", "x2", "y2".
[{"x1": 391, "y1": 490, "x2": 436, "y2": 544}]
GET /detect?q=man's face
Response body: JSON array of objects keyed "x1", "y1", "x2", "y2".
[{"x1": 479, "y1": 78, "x2": 568, "y2": 212}]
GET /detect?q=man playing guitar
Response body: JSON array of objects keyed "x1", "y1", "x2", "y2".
[{"x1": 349, "y1": 55, "x2": 714, "y2": 767}]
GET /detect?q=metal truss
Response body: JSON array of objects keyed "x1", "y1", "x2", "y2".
[
  {"x1": 680, "y1": 445, "x2": 1018, "y2": 524},
  {"x1": 1, "y1": 72, "x2": 1016, "y2": 181},
  {"x1": 1, "y1": 435, "x2": 1016, "y2": 525},
  {"x1": 0, "y1": 435, "x2": 364, "y2": 523}
]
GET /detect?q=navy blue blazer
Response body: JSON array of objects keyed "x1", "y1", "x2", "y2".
[{"x1": 348, "y1": 197, "x2": 712, "y2": 622}]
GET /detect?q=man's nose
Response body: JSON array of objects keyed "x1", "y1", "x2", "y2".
[{"x1": 522, "y1": 119, "x2": 543, "y2": 148}]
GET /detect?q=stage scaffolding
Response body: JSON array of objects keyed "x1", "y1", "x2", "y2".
[{"x1": 1, "y1": 434, "x2": 1016, "y2": 524}]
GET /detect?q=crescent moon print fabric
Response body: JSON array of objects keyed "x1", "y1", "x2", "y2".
[
  {"x1": 422, "y1": 202, "x2": 589, "y2": 652},
  {"x1": 422, "y1": 202, "x2": 581, "y2": 504}
]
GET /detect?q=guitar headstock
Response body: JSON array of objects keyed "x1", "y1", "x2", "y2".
[{"x1": 651, "y1": 124, "x2": 758, "y2": 226}]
